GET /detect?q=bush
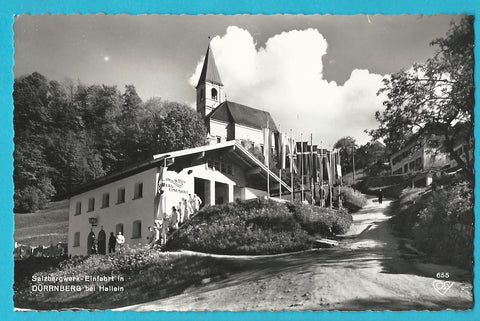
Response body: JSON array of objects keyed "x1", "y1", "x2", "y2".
[
  {"x1": 340, "y1": 186, "x2": 367, "y2": 209},
  {"x1": 167, "y1": 199, "x2": 311, "y2": 255},
  {"x1": 412, "y1": 182, "x2": 473, "y2": 268},
  {"x1": 167, "y1": 199, "x2": 354, "y2": 255},
  {"x1": 391, "y1": 182, "x2": 473, "y2": 269}
]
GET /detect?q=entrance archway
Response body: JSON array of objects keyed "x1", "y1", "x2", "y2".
[{"x1": 97, "y1": 228, "x2": 106, "y2": 255}]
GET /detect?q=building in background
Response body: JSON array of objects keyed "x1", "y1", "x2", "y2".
[
  {"x1": 389, "y1": 131, "x2": 472, "y2": 186},
  {"x1": 196, "y1": 45, "x2": 278, "y2": 147}
]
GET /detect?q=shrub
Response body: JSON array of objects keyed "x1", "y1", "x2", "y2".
[
  {"x1": 412, "y1": 182, "x2": 473, "y2": 268},
  {"x1": 390, "y1": 182, "x2": 473, "y2": 269},
  {"x1": 167, "y1": 199, "x2": 311, "y2": 254},
  {"x1": 340, "y1": 186, "x2": 367, "y2": 209}
]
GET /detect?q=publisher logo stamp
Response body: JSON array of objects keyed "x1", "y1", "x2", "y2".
[{"x1": 433, "y1": 272, "x2": 453, "y2": 295}]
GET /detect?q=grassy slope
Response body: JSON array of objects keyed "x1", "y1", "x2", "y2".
[{"x1": 14, "y1": 200, "x2": 69, "y2": 246}]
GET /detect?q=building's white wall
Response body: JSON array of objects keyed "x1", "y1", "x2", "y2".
[
  {"x1": 68, "y1": 155, "x2": 265, "y2": 255},
  {"x1": 68, "y1": 168, "x2": 158, "y2": 256},
  {"x1": 243, "y1": 187, "x2": 268, "y2": 200},
  {"x1": 204, "y1": 82, "x2": 225, "y2": 115},
  {"x1": 234, "y1": 124, "x2": 264, "y2": 146},
  {"x1": 209, "y1": 119, "x2": 229, "y2": 142},
  {"x1": 390, "y1": 134, "x2": 455, "y2": 175}
]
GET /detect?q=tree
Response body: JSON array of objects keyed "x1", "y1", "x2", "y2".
[
  {"x1": 333, "y1": 136, "x2": 357, "y2": 174},
  {"x1": 370, "y1": 16, "x2": 473, "y2": 183},
  {"x1": 152, "y1": 102, "x2": 207, "y2": 153}
]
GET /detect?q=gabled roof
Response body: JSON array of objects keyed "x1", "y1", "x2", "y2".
[
  {"x1": 208, "y1": 101, "x2": 278, "y2": 132},
  {"x1": 196, "y1": 45, "x2": 223, "y2": 88},
  {"x1": 69, "y1": 141, "x2": 291, "y2": 196}
]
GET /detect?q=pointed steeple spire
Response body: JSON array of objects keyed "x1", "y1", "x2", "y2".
[{"x1": 196, "y1": 45, "x2": 223, "y2": 88}]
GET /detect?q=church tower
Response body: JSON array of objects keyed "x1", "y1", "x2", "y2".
[{"x1": 196, "y1": 45, "x2": 226, "y2": 118}]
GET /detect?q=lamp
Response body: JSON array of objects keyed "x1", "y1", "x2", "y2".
[{"x1": 88, "y1": 217, "x2": 98, "y2": 227}]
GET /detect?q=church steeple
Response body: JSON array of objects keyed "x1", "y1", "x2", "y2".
[{"x1": 196, "y1": 45, "x2": 225, "y2": 118}]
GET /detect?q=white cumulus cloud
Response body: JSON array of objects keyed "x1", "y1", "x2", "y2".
[{"x1": 190, "y1": 26, "x2": 387, "y2": 146}]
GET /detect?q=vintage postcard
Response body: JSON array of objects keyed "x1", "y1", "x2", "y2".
[{"x1": 12, "y1": 13, "x2": 474, "y2": 312}]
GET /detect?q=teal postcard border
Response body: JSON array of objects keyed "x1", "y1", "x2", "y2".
[{"x1": 1, "y1": 1, "x2": 479, "y2": 320}]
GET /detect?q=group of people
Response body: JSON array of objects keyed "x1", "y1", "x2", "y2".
[
  {"x1": 89, "y1": 231, "x2": 125, "y2": 255},
  {"x1": 148, "y1": 193, "x2": 202, "y2": 247}
]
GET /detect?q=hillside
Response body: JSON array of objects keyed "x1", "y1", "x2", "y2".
[{"x1": 14, "y1": 200, "x2": 69, "y2": 246}]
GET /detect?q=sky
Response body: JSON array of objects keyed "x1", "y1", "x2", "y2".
[{"x1": 13, "y1": 14, "x2": 464, "y2": 146}]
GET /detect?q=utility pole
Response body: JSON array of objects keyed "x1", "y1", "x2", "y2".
[{"x1": 352, "y1": 145, "x2": 356, "y2": 187}]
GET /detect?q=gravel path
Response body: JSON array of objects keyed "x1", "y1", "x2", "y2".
[{"x1": 117, "y1": 196, "x2": 473, "y2": 311}]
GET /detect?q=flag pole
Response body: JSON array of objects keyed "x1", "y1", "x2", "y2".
[
  {"x1": 329, "y1": 146, "x2": 333, "y2": 209},
  {"x1": 290, "y1": 129, "x2": 294, "y2": 202},
  {"x1": 278, "y1": 125, "x2": 282, "y2": 200},
  {"x1": 300, "y1": 133, "x2": 304, "y2": 202},
  {"x1": 310, "y1": 133, "x2": 314, "y2": 205},
  {"x1": 266, "y1": 118, "x2": 270, "y2": 199},
  {"x1": 320, "y1": 141, "x2": 323, "y2": 208}
]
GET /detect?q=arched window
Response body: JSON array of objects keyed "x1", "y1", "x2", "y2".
[{"x1": 211, "y1": 88, "x2": 218, "y2": 100}]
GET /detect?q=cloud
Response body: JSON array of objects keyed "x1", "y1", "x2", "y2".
[{"x1": 190, "y1": 26, "x2": 387, "y2": 146}]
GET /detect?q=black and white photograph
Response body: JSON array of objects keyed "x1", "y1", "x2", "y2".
[{"x1": 12, "y1": 14, "x2": 474, "y2": 311}]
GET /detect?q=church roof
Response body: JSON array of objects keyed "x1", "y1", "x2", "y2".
[
  {"x1": 196, "y1": 45, "x2": 223, "y2": 88},
  {"x1": 208, "y1": 101, "x2": 278, "y2": 132}
]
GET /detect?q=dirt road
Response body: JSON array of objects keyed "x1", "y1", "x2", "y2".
[{"x1": 118, "y1": 196, "x2": 473, "y2": 311}]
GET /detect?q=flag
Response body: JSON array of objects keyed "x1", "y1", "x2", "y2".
[
  {"x1": 153, "y1": 166, "x2": 166, "y2": 220},
  {"x1": 325, "y1": 153, "x2": 332, "y2": 185},
  {"x1": 281, "y1": 133, "x2": 287, "y2": 170},
  {"x1": 263, "y1": 126, "x2": 270, "y2": 167}
]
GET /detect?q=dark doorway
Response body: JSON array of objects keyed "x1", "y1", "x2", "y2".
[
  {"x1": 215, "y1": 182, "x2": 229, "y2": 204},
  {"x1": 97, "y1": 228, "x2": 106, "y2": 255},
  {"x1": 87, "y1": 231, "x2": 95, "y2": 255},
  {"x1": 194, "y1": 177, "x2": 208, "y2": 208}
]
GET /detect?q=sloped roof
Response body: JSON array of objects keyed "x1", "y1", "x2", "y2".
[
  {"x1": 68, "y1": 141, "x2": 291, "y2": 196},
  {"x1": 209, "y1": 101, "x2": 278, "y2": 132},
  {"x1": 196, "y1": 45, "x2": 223, "y2": 88}
]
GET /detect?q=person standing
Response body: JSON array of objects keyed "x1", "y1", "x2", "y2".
[
  {"x1": 193, "y1": 194, "x2": 202, "y2": 212},
  {"x1": 378, "y1": 189, "x2": 383, "y2": 204},
  {"x1": 160, "y1": 219, "x2": 168, "y2": 246},
  {"x1": 147, "y1": 226, "x2": 155, "y2": 246},
  {"x1": 108, "y1": 232, "x2": 116, "y2": 253},
  {"x1": 178, "y1": 201, "x2": 185, "y2": 224},
  {"x1": 183, "y1": 197, "x2": 191, "y2": 221},
  {"x1": 116, "y1": 231, "x2": 125, "y2": 251},
  {"x1": 171, "y1": 206, "x2": 179, "y2": 229},
  {"x1": 188, "y1": 194, "x2": 195, "y2": 215}
]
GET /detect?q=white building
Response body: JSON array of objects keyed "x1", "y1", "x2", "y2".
[
  {"x1": 68, "y1": 141, "x2": 291, "y2": 256},
  {"x1": 196, "y1": 45, "x2": 278, "y2": 147}
]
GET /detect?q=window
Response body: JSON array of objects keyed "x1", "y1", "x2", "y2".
[
  {"x1": 216, "y1": 136, "x2": 222, "y2": 143},
  {"x1": 221, "y1": 161, "x2": 226, "y2": 173},
  {"x1": 134, "y1": 182, "x2": 143, "y2": 199},
  {"x1": 211, "y1": 88, "x2": 218, "y2": 100},
  {"x1": 132, "y1": 220, "x2": 142, "y2": 239},
  {"x1": 116, "y1": 223, "x2": 124, "y2": 235},
  {"x1": 117, "y1": 187, "x2": 125, "y2": 204},
  {"x1": 404, "y1": 163, "x2": 408, "y2": 173},
  {"x1": 74, "y1": 201, "x2": 81, "y2": 215},
  {"x1": 207, "y1": 159, "x2": 214, "y2": 169},
  {"x1": 87, "y1": 198, "x2": 95, "y2": 212},
  {"x1": 214, "y1": 160, "x2": 220, "y2": 171},
  {"x1": 227, "y1": 163, "x2": 233, "y2": 175},
  {"x1": 102, "y1": 193, "x2": 110, "y2": 208},
  {"x1": 73, "y1": 232, "x2": 80, "y2": 247}
]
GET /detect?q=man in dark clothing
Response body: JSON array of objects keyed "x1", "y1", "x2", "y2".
[
  {"x1": 378, "y1": 189, "x2": 383, "y2": 204},
  {"x1": 108, "y1": 232, "x2": 116, "y2": 253}
]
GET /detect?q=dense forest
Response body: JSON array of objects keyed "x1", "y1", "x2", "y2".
[{"x1": 13, "y1": 72, "x2": 207, "y2": 212}]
